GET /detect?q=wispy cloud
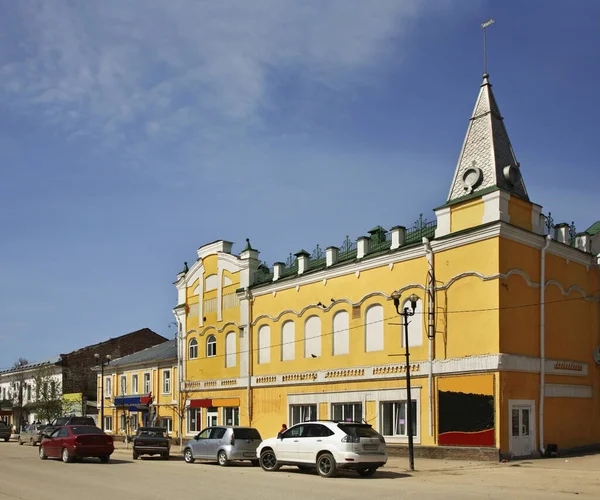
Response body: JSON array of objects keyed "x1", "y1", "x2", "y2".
[{"x1": 0, "y1": 0, "x2": 441, "y2": 158}]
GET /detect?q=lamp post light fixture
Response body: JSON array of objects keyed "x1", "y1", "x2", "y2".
[
  {"x1": 94, "y1": 353, "x2": 111, "y2": 431},
  {"x1": 391, "y1": 291, "x2": 419, "y2": 472}
]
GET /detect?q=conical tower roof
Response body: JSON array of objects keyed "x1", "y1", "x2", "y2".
[{"x1": 447, "y1": 74, "x2": 529, "y2": 203}]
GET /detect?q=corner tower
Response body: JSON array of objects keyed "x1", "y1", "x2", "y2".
[{"x1": 435, "y1": 74, "x2": 543, "y2": 237}]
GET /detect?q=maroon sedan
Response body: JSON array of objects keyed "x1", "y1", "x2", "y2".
[{"x1": 39, "y1": 425, "x2": 114, "y2": 463}]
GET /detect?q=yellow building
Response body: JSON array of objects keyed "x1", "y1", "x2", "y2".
[
  {"x1": 173, "y1": 73, "x2": 600, "y2": 459},
  {"x1": 94, "y1": 340, "x2": 181, "y2": 438}
]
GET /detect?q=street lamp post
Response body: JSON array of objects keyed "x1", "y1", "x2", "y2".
[
  {"x1": 391, "y1": 292, "x2": 419, "y2": 472},
  {"x1": 94, "y1": 353, "x2": 111, "y2": 431}
]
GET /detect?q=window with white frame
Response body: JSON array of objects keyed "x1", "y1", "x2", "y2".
[
  {"x1": 206, "y1": 335, "x2": 217, "y2": 357},
  {"x1": 401, "y1": 298, "x2": 423, "y2": 347},
  {"x1": 332, "y1": 311, "x2": 350, "y2": 355},
  {"x1": 290, "y1": 404, "x2": 317, "y2": 425},
  {"x1": 26, "y1": 385, "x2": 31, "y2": 401},
  {"x1": 162, "y1": 370, "x2": 171, "y2": 394},
  {"x1": 105, "y1": 377, "x2": 112, "y2": 397},
  {"x1": 225, "y1": 331, "x2": 236, "y2": 368},
  {"x1": 120, "y1": 413, "x2": 127, "y2": 433},
  {"x1": 143, "y1": 373, "x2": 151, "y2": 393},
  {"x1": 380, "y1": 401, "x2": 417, "y2": 437},
  {"x1": 223, "y1": 407, "x2": 239, "y2": 426},
  {"x1": 120, "y1": 375, "x2": 127, "y2": 395},
  {"x1": 258, "y1": 325, "x2": 271, "y2": 364},
  {"x1": 104, "y1": 416, "x2": 113, "y2": 432},
  {"x1": 132, "y1": 374, "x2": 139, "y2": 394},
  {"x1": 187, "y1": 408, "x2": 202, "y2": 433},
  {"x1": 189, "y1": 338, "x2": 198, "y2": 359},
  {"x1": 304, "y1": 316, "x2": 322, "y2": 358},
  {"x1": 332, "y1": 403, "x2": 363, "y2": 422},
  {"x1": 130, "y1": 414, "x2": 138, "y2": 432},
  {"x1": 365, "y1": 304, "x2": 384, "y2": 352},
  {"x1": 281, "y1": 321, "x2": 295, "y2": 361},
  {"x1": 160, "y1": 417, "x2": 173, "y2": 434}
]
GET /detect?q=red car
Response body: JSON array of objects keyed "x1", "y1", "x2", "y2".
[{"x1": 39, "y1": 425, "x2": 114, "y2": 463}]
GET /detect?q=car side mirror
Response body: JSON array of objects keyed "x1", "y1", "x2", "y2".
[{"x1": 194, "y1": 435, "x2": 199, "y2": 441}]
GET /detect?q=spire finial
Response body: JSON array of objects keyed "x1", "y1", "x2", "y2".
[
  {"x1": 481, "y1": 19, "x2": 495, "y2": 76},
  {"x1": 243, "y1": 238, "x2": 255, "y2": 252}
]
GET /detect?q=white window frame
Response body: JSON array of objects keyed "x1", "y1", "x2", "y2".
[
  {"x1": 289, "y1": 404, "x2": 318, "y2": 425},
  {"x1": 187, "y1": 408, "x2": 201, "y2": 434},
  {"x1": 331, "y1": 402, "x2": 363, "y2": 422},
  {"x1": 104, "y1": 416, "x2": 113, "y2": 432},
  {"x1": 132, "y1": 374, "x2": 139, "y2": 394},
  {"x1": 120, "y1": 413, "x2": 127, "y2": 433},
  {"x1": 143, "y1": 372, "x2": 151, "y2": 394},
  {"x1": 380, "y1": 400, "x2": 418, "y2": 438},
  {"x1": 120, "y1": 375, "x2": 127, "y2": 395},
  {"x1": 206, "y1": 335, "x2": 217, "y2": 357},
  {"x1": 161, "y1": 417, "x2": 173, "y2": 434},
  {"x1": 223, "y1": 407, "x2": 240, "y2": 426},
  {"x1": 105, "y1": 377, "x2": 112, "y2": 397},
  {"x1": 162, "y1": 370, "x2": 171, "y2": 394},
  {"x1": 130, "y1": 414, "x2": 139, "y2": 432},
  {"x1": 189, "y1": 338, "x2": 198, "y2": 360}
]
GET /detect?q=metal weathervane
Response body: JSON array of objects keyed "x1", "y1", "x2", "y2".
[{"x1": 481, "y1": 18, "x2": 495, "y2": 75}]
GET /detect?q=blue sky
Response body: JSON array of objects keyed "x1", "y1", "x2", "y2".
[{"x1": 1, "y1": 0, "x2": 599, "y2": 368}]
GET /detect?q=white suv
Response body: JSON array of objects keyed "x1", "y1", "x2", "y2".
[{"x1": 257, "y1": 421, "x2": 387, "y2": 478}]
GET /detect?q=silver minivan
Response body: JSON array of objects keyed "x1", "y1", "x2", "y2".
[{"x1": 183, "y1": 426, "x2": 262, "y2": 466}]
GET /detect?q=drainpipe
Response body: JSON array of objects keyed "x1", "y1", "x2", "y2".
[
  {"x1": 539, "y1": 234, "x2": 552, "y2": 456},
  {"x1": 423, "y1": 237, "x2": 435, "y2": 438}
]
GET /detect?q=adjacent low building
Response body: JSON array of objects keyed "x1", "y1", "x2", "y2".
[
  {"x1": 0, "y1": 328, "x2": 167, "y2": 429},
  {"x1": 94, "y1": 339, "x2": 180, "y2": 438}
]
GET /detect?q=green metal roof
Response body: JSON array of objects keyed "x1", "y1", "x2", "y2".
[{"x1": 585, "y1": 221, "x2": 600, "y2": 236}]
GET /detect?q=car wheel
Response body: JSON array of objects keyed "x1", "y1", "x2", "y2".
[
  {"x1": 3, "y1": 437, "x2": 8, "y2": 442},
  {"x1": 62, "y1": 447, "x2": 73, "y2": 464},
  {"x1": 133, "y1": 451, "x2": 139, "y2": 460},
  {"x1": 30, "y1": 438, "x2": 35, "y2": 446},
  {"x1": 357, "y1": 468, "x2": 377, "y2": 477},
  {"x1": 184, "y1": 448, "x2": 195, "y2": 464},
  {"x1": 39, "y1": 446, "x2": 47, "y2": 460},
  {"x1": 251, "y1": 459, "x2": 259, "y2": 467},
  {"x1": 259, "y1": 449, "x2": 280, "y2": 472},
  {"x1": 100, "y1": 455, "x2": 110, "y2": 464},
  {"x1": 162, "y1": 453, "x2": 169, "y2": 461},
  {"x1": 217, "y1": 450, "x2": 229, "y2": 466},
  {"x1": 18, "y1": 438, "x2": 23, "y2": 445},
  {"x1": 316, "y1": 453, "x2": 337, "y2": 478}
]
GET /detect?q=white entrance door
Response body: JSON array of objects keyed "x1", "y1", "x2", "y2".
[
  {"x1": 206, "y1": 407, "x2": 218, "y2": 427},
  {"x1": 510, "y1": 401, "x2": 535, "y2": 457}
]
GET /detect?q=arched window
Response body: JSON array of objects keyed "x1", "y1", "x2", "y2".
[
  {"x1": 304, "y1": 316, "x2": 322, "y2": 358},
  {"x1": 258, "y1": 325, "x2": 271, "y2": 364},
  {"x1": 332, "y1": 311, "x2": 349, "y2": 355},
  {"x1": 188, "y1": 338, "x2": 198, "y2": 359},
  {"x1": 281, "y1": 321, "x2": 295, "y2": 361},
  {"x1": 402, "y1": 298, "x2": 423, "y2": 347},
  {"x1": 365, "y1": 304, "x2": 384, "y2": 352},
  {"x1": 225, "y1": 331, "x2": 236, "y2": 367},
  {"x1": 206, "y1": 335, "x2": 217, "y2": 357}
]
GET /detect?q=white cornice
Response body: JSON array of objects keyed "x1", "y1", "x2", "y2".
[{"x1": 180, "y1": 354, "x2": 592, "y2": 391}]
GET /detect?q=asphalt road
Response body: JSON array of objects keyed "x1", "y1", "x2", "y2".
[{"x1": 1, "y1": 442, "x2": 599, "y2": 500}]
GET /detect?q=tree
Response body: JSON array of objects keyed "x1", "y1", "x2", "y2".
[
  {"x1": 31, "y1": 366, "x2": 64, "y2": 423},
  {"x1": 9, "y1": 358, "x2": 29, "y2": 427}
]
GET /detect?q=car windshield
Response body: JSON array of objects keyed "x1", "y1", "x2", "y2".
[
  {"x1": 232, "y1": 428, "x2": 261, "y2": 440},
  {"x1": 338, "y1": 424, "x2": 382, "y2": 439},
  {"x1": 54, "y1": 418, "x2": 69, "y2": 426},
  {"x1": 71, "y1": 426, "x2": 104, "y2": 435}
]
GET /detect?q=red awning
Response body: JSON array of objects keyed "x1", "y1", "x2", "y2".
[
  {"x1": 140, "y1": 396, "x2": 152, "y2": 405},
  {"x1": 190, "y1": 399, "x2": 212, "y2": 408}
]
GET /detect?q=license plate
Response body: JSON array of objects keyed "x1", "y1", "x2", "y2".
[{"x1": 363, "y1": 444, "x2": 377, "y2": 450}]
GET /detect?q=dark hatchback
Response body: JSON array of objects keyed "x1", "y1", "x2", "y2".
[{"x1": 132, "y1": 427, "x2": 170, "y2": 460}]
